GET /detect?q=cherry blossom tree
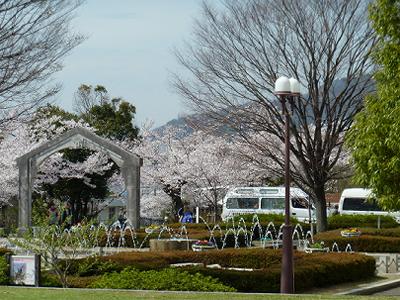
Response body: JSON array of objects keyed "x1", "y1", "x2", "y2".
[{"x1": 134, "y1": 124, "x2": 264, "y2": 221}]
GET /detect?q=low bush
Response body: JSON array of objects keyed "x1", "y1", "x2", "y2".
[
  {"x1": 0, "y1": 256, "x2": 9, "y2": 285},
  {"x1": 40, "y1": 272, "x2": 62, "y2": 287},
  {"x1": 40, "y1": 271, "x2": 99, "y2": 288},
  {"x1": 75, "y1": 257, "x2": 121, "y2": 277},
  {"x1": 90, "y1": 267, "x2": 235, "y2": 292},
  {"x1": 68, "y1": 275, "x2": 100, "y2": 288},
  {"x1": 328, "y1": 214, "x2": 398, "y2": 230},
  {"x1": 315, "y1": 229, "x2": 400, "y2": 253}
]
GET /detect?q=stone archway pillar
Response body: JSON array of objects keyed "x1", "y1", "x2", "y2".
[
  {"x1": 122, "y1": 161, "x2": 141, "y2": 229},
  {"x1": 17, "y1": 158, "x2": 33, "y2": 230}
]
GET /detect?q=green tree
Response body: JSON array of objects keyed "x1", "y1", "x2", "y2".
[
  {"x1": 84, "y1": 101, "x2": 139, "y2": 141},
  {"x1": 347, "y1": 0, "x2": 400, "y2": 210}
]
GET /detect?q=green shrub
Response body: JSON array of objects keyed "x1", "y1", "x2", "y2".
[
  {"x1": 315, "y1": 229, "x2": 400, "y2": 252},
  {"x1": 328, "y1": 214, "x2": 398, "y2": 229},
  {"x1": 90, "y1": 267, "x2": 235, "y2": 292},
  {"x1": 76, "y1": 257, "x2": 121, "y2": 276},
  {"x1": 40, "y1": 271, "x2": 62, "y2": 287},
  {"x1": 64, "y1": 257, "x2": 122, "y2": 276},
  {"x1": 40, "y1": 271, "x2": 100, "y2": 288},
  {"x1": 67, "y1": 275, "x2": 100, "y2": 288},
  {"x1": 0, "y1": 256, "x2": 9, "y2": 285}
]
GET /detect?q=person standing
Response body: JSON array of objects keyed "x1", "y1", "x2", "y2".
[
  {"x1": 48, "y1": 202, "x2": 58, "y2": 225},
  {"x1": 60, "y1": 202, "x2": 72, "y2": 228}
]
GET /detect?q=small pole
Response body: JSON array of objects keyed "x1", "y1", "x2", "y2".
[
  {"x1": 196, "y1": 207, "x2": 200, "y2": 224},
  {"x1": 377, "y1": 215, "x2": 381, "y2": 229}
]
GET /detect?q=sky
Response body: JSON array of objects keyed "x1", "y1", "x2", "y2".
[{"x1": 55, "y1": 0, "x2": 203, "y2": 127}]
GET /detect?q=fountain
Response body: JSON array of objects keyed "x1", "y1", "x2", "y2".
[{"x1": 1, "y1": 214, "x2": 353, "y2": 257}]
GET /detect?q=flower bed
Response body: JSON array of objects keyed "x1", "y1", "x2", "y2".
[
  {"x1": 304, "y1": 242, "x2": 329, "y2": 253},
  {"x1": 63, "y1": 248, "x2": 375, "y2": 292},
  {"x1": 192, "y1": 240, "x2": 216, "y2": 252},
  {"x1": 340, "y1": 228, "x2": 361, "y2": 237}
]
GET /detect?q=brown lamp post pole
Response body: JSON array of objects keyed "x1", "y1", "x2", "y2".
[{"x1": 275, "y1": 76, "x2": 300, "y2": 294}]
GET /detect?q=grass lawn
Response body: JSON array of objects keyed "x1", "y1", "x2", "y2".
[{"x1": 0, "y1": 287, "x2": 394, "y2": 300}]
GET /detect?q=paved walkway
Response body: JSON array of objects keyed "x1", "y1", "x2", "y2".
[
  {"x1": 302, "y1": 273, "x2": 400, "y2": 295},
  {"x1": 373, "y1": 286, "x2": 400, "y2": 296}
]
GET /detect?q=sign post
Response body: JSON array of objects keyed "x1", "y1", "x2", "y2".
[{"x1": 10, "y1": 255, "x2": 40, "y2": 286}]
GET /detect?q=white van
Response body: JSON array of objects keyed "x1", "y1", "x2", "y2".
[
  {"x1": 221, "y1": 186, "x2": 314, "y2": 222},
  {"x1": 338, "y1": 188, "x2": 400, "y2": 222}
]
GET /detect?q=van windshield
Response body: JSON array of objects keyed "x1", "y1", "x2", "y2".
[
  {"x1": 261, "y1": 198, "x2": 285, "y2": 209},
  {"x1": 226, "y1": 198, "x2": 259, "y2": 209},
  {"x1": 292, "y1": 197, "x2": 309, "y2": 209},
  {"x1": 342, "y1": 197, "x2": 381, "y2": 211}
]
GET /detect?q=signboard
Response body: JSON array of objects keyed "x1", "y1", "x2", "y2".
[{"x1": 10, "y1": 255, "x2": 40, "y2": 286}]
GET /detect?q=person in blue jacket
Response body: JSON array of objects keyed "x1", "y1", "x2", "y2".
[{"x1": 180, "y1": 206, "x2": 193, "y2": 223}]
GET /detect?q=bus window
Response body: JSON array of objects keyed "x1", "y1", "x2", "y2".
[
  {"x1": 261, "y1": 198, "x2": 285, "y2": 209},
  {"x1": 226, "y1": 198, "x2": 259, "y2": 209},
  {"x1": 342, "y1": 198, "x2": 381, "y2": 211},
  {"x1": 292, "y1": 198, "x2": 309, "y2": 209}
]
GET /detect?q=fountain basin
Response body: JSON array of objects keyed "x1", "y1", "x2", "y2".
[{"x1": 149, "y1": 238, "x2": 197, "y2": 252}]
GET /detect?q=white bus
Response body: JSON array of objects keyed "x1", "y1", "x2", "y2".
[
  {"x1": 338, "y1": 188, "x2": 400, "y2": 222},
  {"x1": 221, "y1": 186, "x2": 314, "y2": 222}
]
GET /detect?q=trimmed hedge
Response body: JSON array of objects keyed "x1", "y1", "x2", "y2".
[
  {"x1": 229, "y1": 213, "x2": 299, "y2": 225},
  {"x1": 361, "y1": 227, "x2": 400, "y2": 237},
  {"x1": 90, "y1": 268, "x2": 235, "y2": 292},
  {"x1": 184, "y1": 253, "x2": 375, "y2": 293},
  {"x1": 66, "y1": 248, "x2": 375, "y2": 292},
  {"x1": 315, "y1": 229, "x2": 400, "y2": 252},
  {"x1": 328, "y1": 214, "x2": 398, "y2": 230}
]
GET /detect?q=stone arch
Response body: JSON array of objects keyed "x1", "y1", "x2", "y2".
[{"x1": 16, "y1": 127, "x2": 142, "y2": 229}]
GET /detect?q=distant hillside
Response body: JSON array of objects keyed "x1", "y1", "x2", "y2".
[
  {"x1": 155, "y1": 76, "x2": 375, "y2": 136},
  {"x1": 154, "y1": 115, "x2": 195, "y2": 137}
]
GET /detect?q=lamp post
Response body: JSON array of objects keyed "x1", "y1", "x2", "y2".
[{"x1": 274, "y1": 76, "x2": 300, "y2": 294}]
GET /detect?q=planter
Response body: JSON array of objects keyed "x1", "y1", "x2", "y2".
[
  {"x1": 191, "y1": 244, "x2": 216, "y2": 252},
  {"x1": 304, "y1": 247, "x2": 330, "y2": 253},
  {"x1": 340, "y1": 230, "x2": 361, "y2": 237}
]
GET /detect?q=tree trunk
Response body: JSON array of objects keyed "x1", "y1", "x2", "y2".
[
  {"x1": 314, "y1": 185, "x2": 328, "y2": 232},
  {"x1": 162, "y1": 181, "x2": 186, "y2": 222}
]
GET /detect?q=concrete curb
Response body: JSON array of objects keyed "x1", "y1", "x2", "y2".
[{"x1": 336, "y1": 278, "x2": 400, "y2": 295}]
